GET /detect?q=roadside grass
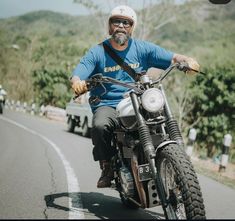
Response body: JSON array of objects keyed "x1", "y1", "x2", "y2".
[{"x1": 191, "y1": 157, "x2": 235, "y2": 190}]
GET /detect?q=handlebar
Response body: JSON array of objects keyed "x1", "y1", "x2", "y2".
[
  {"x1": 86, "y1": 74, "x2": 143, "y2": 93},
  {"x1": 73, "y1": 62, "x2": 205, "y2": 100},
  {"x1": 151, "y1": 62, "x2": 205, "y2": 85}
]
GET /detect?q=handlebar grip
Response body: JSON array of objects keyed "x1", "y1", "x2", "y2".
[{"x1": 177, "y1": 62, "x2": 190, "y2": 72}]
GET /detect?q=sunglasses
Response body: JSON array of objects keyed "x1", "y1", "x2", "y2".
[{"x1": 110, "y1": 18, "x2": 133, "y2": 28}]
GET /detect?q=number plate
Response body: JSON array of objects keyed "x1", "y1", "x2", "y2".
[{"x1": 138, "y1": 164, "x2": 152, "y2": 181}]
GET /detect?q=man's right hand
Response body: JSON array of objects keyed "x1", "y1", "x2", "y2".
[{"x1": 71, "y1": 76, "x2": 88, "y2": 96}]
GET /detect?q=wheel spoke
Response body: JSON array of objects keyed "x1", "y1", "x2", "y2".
[{"x1": 159, "y1": 158, "x2": 186, "y2": 219}]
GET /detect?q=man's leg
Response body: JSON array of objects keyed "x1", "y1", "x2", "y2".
[{"x1": 91, "y1": 106, "x2": 119, "y2": 188}]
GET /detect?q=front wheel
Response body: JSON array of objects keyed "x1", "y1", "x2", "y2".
[
  {"x1": 156, "y1": 144, "x2": 206, "y2": 219},
  {"x1": 0, "y1": 102, "x2": 3, "y2": 114}
]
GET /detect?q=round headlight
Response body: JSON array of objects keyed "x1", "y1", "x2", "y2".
[{"x1": 141, "y1": 88, "x2": 165, "y2": 113}]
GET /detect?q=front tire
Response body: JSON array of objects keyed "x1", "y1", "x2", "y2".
[
  {"x1": 0, "y1": 102, "x2": 3, "y2": 114},
  {"x1": 156, "y1": 144, "x2": 206, "y2": 219}
]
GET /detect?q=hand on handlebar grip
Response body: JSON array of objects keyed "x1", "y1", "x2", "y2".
[
  {"x1": 185, "y1": 58, "x2": 200, "y2": 76},
  {"x1": 71, "y1": 77, "x2": 88, "y2": 96}
]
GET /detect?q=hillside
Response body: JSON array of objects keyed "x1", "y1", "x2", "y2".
[{"x1": 0, "y1": 0, "x2": 234, "y2": 102}]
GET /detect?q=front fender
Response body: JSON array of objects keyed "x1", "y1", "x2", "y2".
[{"x1": 155, "y1": 140, "x2": 177, "y2": 153}]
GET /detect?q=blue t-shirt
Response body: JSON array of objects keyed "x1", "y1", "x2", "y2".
[{"x1": 72, "y1": 38, "x2": 173, "y2": 112}]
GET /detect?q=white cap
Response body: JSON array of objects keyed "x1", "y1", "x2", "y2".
[{"x1": 108, "y1": 5, "x2": 137, "y2": 33}]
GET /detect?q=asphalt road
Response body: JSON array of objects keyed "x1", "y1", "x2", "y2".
[{"x1": 0, "y1": 110, "x2": 235, "y2": 219}]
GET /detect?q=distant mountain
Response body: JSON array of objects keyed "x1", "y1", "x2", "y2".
[
  {"x1": 0, "y1": 1, "x2": 234, "y2": 52},
  {"x1": 0, "y1": 1, "x2": 234, "y2": 101},
  {"x1": 0, "y1": 10, "x2": 100, "y2": 42}
]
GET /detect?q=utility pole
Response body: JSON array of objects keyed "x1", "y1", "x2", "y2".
[{"x1": 186, "y1": 128, "x2": 197, "y2": 157}]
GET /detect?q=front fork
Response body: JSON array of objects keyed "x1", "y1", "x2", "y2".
[
  {"x1": 130, "y1": 92, "x2": 177, "y2": 219},
  {"x1": 160, "y1": 84, "x2": 184, "y2": 148}
]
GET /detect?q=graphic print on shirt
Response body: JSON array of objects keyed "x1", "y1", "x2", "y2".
[{"x1": 104, "y1": 63, "x2": 140, "y2": 73}]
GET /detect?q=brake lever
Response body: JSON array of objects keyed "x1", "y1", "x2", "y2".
[
  {"x1": 177, "y1": 62, "x2": 206, "y2": 75},
  {"x1": 189, "y1": 68, "x2": 206, "y2": 75},
  {"x1": 73, "y1": 94, "x2": 80, "y2": 101}
]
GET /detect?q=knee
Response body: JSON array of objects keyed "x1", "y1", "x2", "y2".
[{"x1": 92, "y1": 121, "x2": 107, "y2": 135}]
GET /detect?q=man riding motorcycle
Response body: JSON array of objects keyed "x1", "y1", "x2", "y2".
[{"x1": 70, "y1": 5, "x2": 200, "y2": 188}]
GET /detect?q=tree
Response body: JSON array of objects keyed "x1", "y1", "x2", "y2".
[
  {"x1": 32, "y1": 68, "x2": 71, "y2": 108},
  {"x1": 73, "y1": 0, "x2": 180, "y2": 41},
  {"x1": 187, "y1": 65, "x2": 235, "y2": 157}
]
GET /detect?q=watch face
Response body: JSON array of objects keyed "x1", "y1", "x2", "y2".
[{"x1": 209, "y1": 0, "x2": 231, "y2": 4}]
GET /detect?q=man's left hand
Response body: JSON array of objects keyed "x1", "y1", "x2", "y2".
[
  {"x1": 185, "y1": 57, "x2": 200, "y2": 75},
  {"x1": 172, "y1": 54, "x2": 200, "y2": 76}
]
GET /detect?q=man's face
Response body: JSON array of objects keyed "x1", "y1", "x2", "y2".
[{"x1": 109, "y1": 17, "x2": 133, "y2": 46}]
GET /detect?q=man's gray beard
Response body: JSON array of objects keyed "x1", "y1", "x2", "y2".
[{"x1": 112, "y1": 32, "x2": 129, "y2": 46}]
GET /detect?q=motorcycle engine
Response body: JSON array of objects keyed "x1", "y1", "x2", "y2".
[{"x1": 119, "y1": 166, "x2": 135, "y2": 197}]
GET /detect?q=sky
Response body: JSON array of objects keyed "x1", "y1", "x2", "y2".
[
  {"x1": 0, "y1": 0, "x2": 145, "y2": 19},
  {"x1": 0, "y1": 0, "x2": 186, "y2": 19},
  {"x1": 0, "y1": 0, "x2": 89, "y2": 18}
]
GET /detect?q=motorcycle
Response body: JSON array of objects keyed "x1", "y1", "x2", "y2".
[
  {"x1": 79, "y1": 62, "x2": 206, "y2": 219},
  {"x1": 0, "y1": 94, "x2": 4, "y2": 114}
]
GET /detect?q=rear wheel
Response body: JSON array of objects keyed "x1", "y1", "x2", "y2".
[
  {"x1": 156, "y1": 144, "x2": 206, "y2": 219},
  {"x1": 67, "y1": 116, "x2": 76, "y2": 133},
  {"x1": 81, "y1": 119, "x2": 90, "y2": 137}
]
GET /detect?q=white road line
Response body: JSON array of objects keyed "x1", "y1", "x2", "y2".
[{"x1": 1, "y1": 116, "x2": 85, "y2": 219}]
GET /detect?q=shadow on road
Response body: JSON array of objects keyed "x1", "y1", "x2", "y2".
[
  {"x1": 64, "y1": 129, "x2": 91, "y2": 139},
  {"x1": 44, "y1": 192, "x2": 164, "y2": 219}
]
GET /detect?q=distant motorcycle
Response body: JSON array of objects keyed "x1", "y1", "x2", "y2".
[
  {"x1": 79, "y1": 62, "x2": 206, "y2": 219},
  {"x1": 0, "y1": 94, "x2": 4, "y2": 114}
]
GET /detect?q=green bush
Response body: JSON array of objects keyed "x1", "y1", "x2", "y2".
[
  {"x1": 32, "y1": 68, "x2": 71, "y2": 108},
  {"x1": 188, "y1": 65, "x2": 235, "y2": 157}
]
